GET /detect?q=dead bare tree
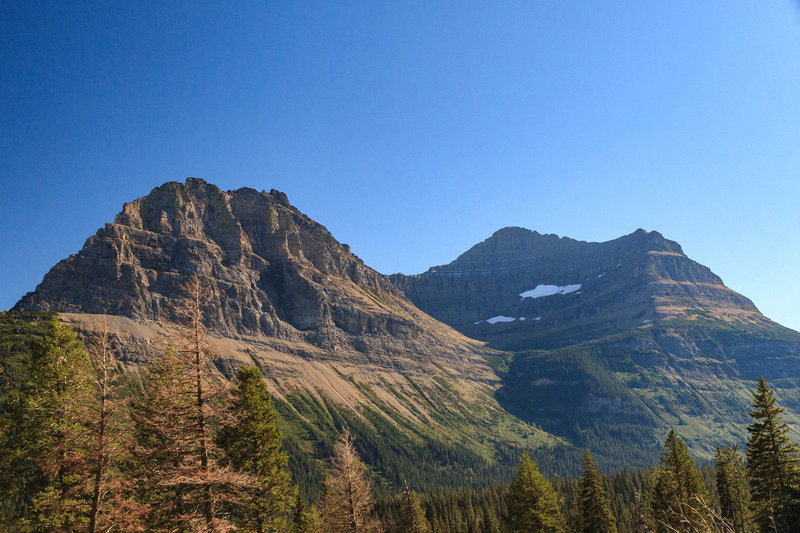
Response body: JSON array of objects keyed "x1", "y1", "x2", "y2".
[
  {"x1": 85, "y1": 321, "x2": 146, "y2": 533},
  {"x1": 132, "y1": 275, "x2": 251, "y2": 532},
  {"x1": 658, "y1": 495, "x2": 737, "y2": 533},
  {"x1": 319, "y1": 429, "x2": 379, "y2": 533}
]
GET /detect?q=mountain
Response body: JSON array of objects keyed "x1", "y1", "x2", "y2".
[
  {"x1": 392, "y1": 227, "x2": 800, "y2": 461},
  {"x1": 391, "y1": 226, "x2": 764, "y2": 350},
  {"x1": 12, "y1": 179, "x2": 562, "y2": 494},
  {"x1": 10, "y1": 180, "x2": 800, "y2": 487}
]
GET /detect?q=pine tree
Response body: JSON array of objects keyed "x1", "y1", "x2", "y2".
[
  {"x1": 130, "y1": 345, "x2": 200, "y2": 531},
  {"x1": 746, "y1": 377, "x2": 800, "y2": 533},
  {"x1": 85, "y1": 324, "x2": 145, "y2": 533},
  {"x1": 5, "y1": 318, "x2": 94, "y2": 531},
  {"x1": 579, "y1": 450, "x2": 616, "y2": 533},
  {"x1": 319, "y1": 429, "x2": 378, "y2": 533},
  {"x1": 289, "y1": 493, "x2": 315, "y2": 533},
  {"x1": 132, "y1": 276, "x2": 249, "y2": 532},
  {"x1": 174, "y1": 275, "x2": 218, "y2": 528},
  {"x1": 648, "y1": 430, "x2": 714, "y2": 533},
  {"x1": 398, "y1": 481, "x2": 430, "y2": 533},
  {"x1": 217, "y1": 365, "x2": 293, "y2": 532},
  {"x1": 505, "y1": 453, "x2": 564, "y2": 533},
  {"x1": 715, "y1": 444, "x2": 755, "y2": 533}
]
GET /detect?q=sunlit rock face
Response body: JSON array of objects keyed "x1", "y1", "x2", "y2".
[{"x1": 14, "y1": 178, "x2": 488, "y2": 372}]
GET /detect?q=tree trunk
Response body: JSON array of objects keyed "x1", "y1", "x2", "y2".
[{"x1": 89, "y1": 339, "x2": 109, "y2": 533}]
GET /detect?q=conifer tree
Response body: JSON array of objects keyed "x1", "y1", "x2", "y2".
[
  {"x1": 289, "y1": 493, "x2": 315, "y2": 533},
  {"x1": 217, "y1": 365, "x2": 293, "y2": 532},
  {"x1": 132, "y1": 276, "x2": 249, "y2": 532},
  {"x1": 746, "y1": 377, "x2": 800, "y2": 533},
  {"x1": 130, "y1": 345, "x2": 200, "y2": 531},
  {"x1": 715, "y1": 444, "x2": 755, "y2": 533},
  {"x1": 5, "y1": 318, "x2": 94, "y2": 531},
  {"x1": 85, "y1": 324, "x2": 145, "y2": 533},
  {"x1": 579, "y1": 450, "x2": 616, "y2": 533},
  {"x1": 319, "y1": 429, "x2": 378, "y2": 533},
  {"x1": 398, "y1": 481, "x2": 430, "y2": 533},
  {"x1": 505, "y1": 453, "x2": 564, "y2": 533},
  {"x1": 648, "y1": 430, "x2": 714, "y2": 533},
  {"x1": 175, "y1": 276, "x2": 217, "y2": 528}
]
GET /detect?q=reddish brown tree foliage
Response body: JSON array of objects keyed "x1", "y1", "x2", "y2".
[
  {"x1": 132, "y1": 276, "x2": 251, "y2": 532},
  {"x1": 319, "y1": 429, "x2": 378, "y2": 533},
  {"x1": 85, "y1": 322, "x2": 146, "y2": 533}
]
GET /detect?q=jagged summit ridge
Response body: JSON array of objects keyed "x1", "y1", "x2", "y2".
[
  {"x1": 15, "y1": 178, "x2": 452, "y2": 356},
  {"x1": 391, "y1": 226, "x2": 761, "y2": 350}
]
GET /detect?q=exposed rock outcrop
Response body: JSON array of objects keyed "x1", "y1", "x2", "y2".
[
  {"x1": 16, "y1": 179, "x2": 481, "y2": 368},
  {"x1": 392, "y1": 226, "x2": 763, "y2": 349}
]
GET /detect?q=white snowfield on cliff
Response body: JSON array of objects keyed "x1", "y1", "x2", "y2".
[{"x1": 519, "y1": 284, "x2": 581, "y2": 299}]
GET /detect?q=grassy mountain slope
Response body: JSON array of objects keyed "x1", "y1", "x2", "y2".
[{"x1": 496, "y1": 317, "x2": 800, "y2": 465}]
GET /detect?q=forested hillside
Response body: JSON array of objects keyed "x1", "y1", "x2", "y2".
[{"x1": 3, "y1": 309, "x2": 800, "y2": 532}]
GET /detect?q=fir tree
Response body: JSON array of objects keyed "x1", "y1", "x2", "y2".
[
  {"x1": 85, "y1": 324, "x2": 145, "y2": 533},
  {"x1": 130, "y1": 345, "x2": 200, "y2": 531},
  {"x1": 217, "y1": 365, "x2": 293, "y2": 533},
  {"x1": 505, "y1": 453, "x2": 564, "y2": 533},
  {"x1": 6, "y1": 318, "x2": 94, "y2": 531},
  {"x1": 132, "y1": 276, "x2": 249, "y2": 532},
  {"x1": 174, "y1": 275, "x2": 217, "y2": 528},
  {"x1": 320, "y1": 429, "x2": 378, "y2": 533},
  {"x1": 715, "y1": 444, "x2": 755, "y2": 533},
  {"x1": 746, "y1": 377, "x2": 800, "y2": 533},
  {"x1": 648, "y1": 430, "x2": 714, "y2": 533},
  {"x1": 579, "y1": 450, "x2": 616, "y2": 533},
  {"x1": 397, "y1": 481, "x2": 430, "y2": 533},
  {"x1": 289, "y1": 493, "x2": 314, "y2": 533}
]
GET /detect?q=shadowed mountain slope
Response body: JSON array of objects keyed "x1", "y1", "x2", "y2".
[
  {"x1": 391, "y1": 227, "x2": 800, "y2": 461},
  {"x1": 391, "y1": 226, "x2": 765, "y2": 351}
]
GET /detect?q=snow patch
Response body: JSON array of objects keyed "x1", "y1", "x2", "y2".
[
  {"x1": 533, "y1": 317, "x2": 542, "y2": 321},
  {"x1": 486, "y1": 315, "x2": 516, "y2": 324},
  {"x1": 642, "y1": 320, "x2": 651, "y2": 324},
  {"x1": 520, "y1": 284, "x2": 582, "y2": 299},
  {"x1": 596, "y1": 272, "x2": 606, "y2": 278},
  {"x1": 519, "y1": 317, "x2": 526, "y2": 321}
]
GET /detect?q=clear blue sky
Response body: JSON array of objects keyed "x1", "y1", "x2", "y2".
[{"x1": 2, "y1": 1, "x2": 799, "y2": 332}]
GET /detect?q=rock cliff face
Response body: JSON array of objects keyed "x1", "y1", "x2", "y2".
[
  {"x1": 16, "y1": 178, "x2": 466, "y2": 360},
  {"x1": 392, "y1": 226, "x2": 763, "y2": 350}
]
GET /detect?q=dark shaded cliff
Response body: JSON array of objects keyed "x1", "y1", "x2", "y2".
[{"x1": 392, "y1": 226, "x2": 763, "y2": 350}]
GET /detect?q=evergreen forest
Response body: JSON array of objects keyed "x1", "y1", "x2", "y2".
[{"x1": 2, "y1": 281, "x2": 800, "y2": 532}]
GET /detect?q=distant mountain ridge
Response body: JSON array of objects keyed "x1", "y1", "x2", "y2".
[{"x1": 391, "y1": 226, "x2": 763, "y2": 350}]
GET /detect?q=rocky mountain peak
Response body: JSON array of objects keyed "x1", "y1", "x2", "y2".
[
  {"x1": 624, "y1": 228, "x2": 683, "y2": 254},
  {"x1": 391, "y1": 227, "x2": 762, "y2": 350},
  {"x1": 15, "y1": 178, "x2": 459, "y2": 357}
]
